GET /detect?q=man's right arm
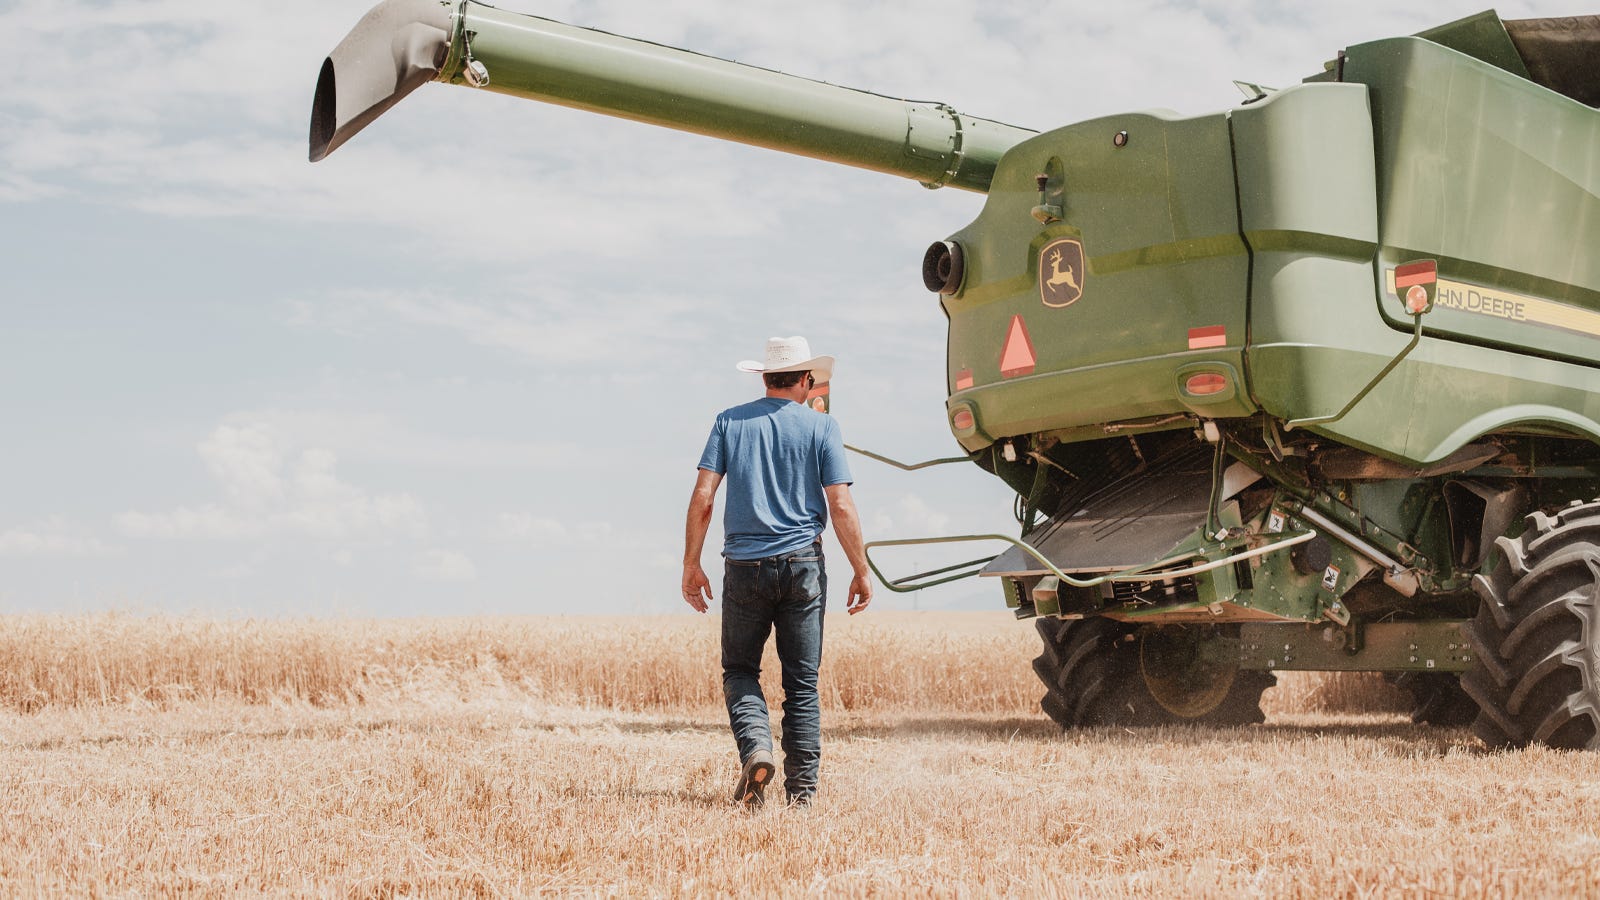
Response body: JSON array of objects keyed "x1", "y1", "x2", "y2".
[{"x1": 682, "y1": 468, "x2": 723, "y2": 613}]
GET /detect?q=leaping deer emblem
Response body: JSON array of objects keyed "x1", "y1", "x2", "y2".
[
  {"x1": 1039, "y1": 239, "x2": 1085, "y2": 307},
  {"x1": 1046, "y1": 249, "x2": 1079, "y2": 293}
]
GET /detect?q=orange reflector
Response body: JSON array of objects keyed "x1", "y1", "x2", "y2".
[
  {"x1": 1405, "y1": 284, "x2": 1430, "y2": 315},
  {"x1": 806, "y1": 381, "x2": 831, "y2": 414},
  {"x1": 1185, "y1": 373, "x2": 1228, "y2": 396},
  {"x1": 952, "y1": 409, "x2": 975, "y2": 431},
  {"x1": 954, "y1": 369, "x2": 974, "y2": 391}
]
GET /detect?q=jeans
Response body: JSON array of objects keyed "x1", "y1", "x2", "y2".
[{"x1": 722, "y1": 542, "x2": 826, "y2": 801}]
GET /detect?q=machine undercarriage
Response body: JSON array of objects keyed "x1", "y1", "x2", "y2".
[{"x1": 973, "y1": 420, "x2": 1600, "y2": 744}]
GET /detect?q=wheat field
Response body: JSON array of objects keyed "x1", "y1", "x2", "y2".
[{"x1": 2, "y1": 612, "x2": 1597, "y2": 897}]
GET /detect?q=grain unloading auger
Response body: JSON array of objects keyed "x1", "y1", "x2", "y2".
[
  {"x1": 309, "y1": 0, "x2": 1033, "y2": 187},
  {"x1": 313, "y1": 2, "x2": 1600, "y2": 749}
]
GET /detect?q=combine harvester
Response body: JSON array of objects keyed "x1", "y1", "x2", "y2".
[{"x1": 312, "y1": 2, "x2": 1600, "y2": 748}]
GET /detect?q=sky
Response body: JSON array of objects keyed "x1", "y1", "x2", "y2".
[{"x1": 0, "y1": 0, "x2": 1584, "y2": 618}]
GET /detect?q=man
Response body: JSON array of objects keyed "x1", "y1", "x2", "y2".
[{"x1": 681, "y1": 335, "x2": 873, "y2": 808}]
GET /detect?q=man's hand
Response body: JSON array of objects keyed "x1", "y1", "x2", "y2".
[
  {"x1": 682, "y1": 562, "x2": 713, "y2": 613},
  {"x1": 846, "y1": 571, "x2": 873, "y2": 615}
]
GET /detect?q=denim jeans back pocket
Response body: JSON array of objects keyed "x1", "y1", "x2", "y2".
[
  {"x1": 787, "y1": 557, "x2": 825, "y2": 604},
  {"x1": 724, "y1": 558, "x2": 762, "y2": 605}
]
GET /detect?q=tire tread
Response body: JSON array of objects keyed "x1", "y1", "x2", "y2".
[{"x1": 1466, "y1": 500, "x2": 1600, "y2": 750}]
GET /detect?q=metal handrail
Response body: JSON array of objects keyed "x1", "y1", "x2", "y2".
[
  {"x1": 1285, "y1": 312, "x2": 1423, "y2": 431},
  {"x1": 864, "y1": 530, "x2": 1318, "y2": 594},
  {"x1": 845, "y1": 444, "x2": 970, "y2": 471}
]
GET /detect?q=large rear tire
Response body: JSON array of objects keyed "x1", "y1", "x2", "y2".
[
  {"x1": 1033, "y1": 619, "x2": 1274, "y2": 729},
  {"x1": 1463, "y1": 500, "x2": 1600, "y2": 750}
]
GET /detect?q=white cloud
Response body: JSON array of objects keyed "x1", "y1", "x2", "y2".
[
  {"x1": 646, "y1": 551, "x2": 681, "y2": 571},
  {"x1": 897, "y1": 494, "x2": 953, "y2": 534},
  {"x1": 207, "y1": 408, "x2": 595, "y2": 471},
  {"x1": 199, "y1": 423, "x2": 285, "y2": 508},
  {"x1": 117, "y1": 504, "x2": 262, "y2": 541},
  {"x1": 868, "y1": 493, "x2": 955, "y2": 537},
  {"x1": 0, "y1": 163, "x2": 60, "y2": 203},
  {"x1": 118, "y1": 421, "x2": 426, "y2": 541},
  {"x1": 494, "y1": 513, "x2": 569, "y2": 542},
  {"x1": 493, "y1": 513, "x2": 615, "y2": 545},
  {"x1": 413, "y1": 549, "x2": 478, "y2": 582},
  {"x1": 0, "y1": 519, "x2": 117, "y2": 558},
  {"x1": 289, "y1": 284, "x2": 727, "y2": 372}
]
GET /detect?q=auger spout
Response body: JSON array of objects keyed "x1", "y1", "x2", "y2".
[{"x1": 310, "y1": 0, "x2": 1035, "y2": 192}]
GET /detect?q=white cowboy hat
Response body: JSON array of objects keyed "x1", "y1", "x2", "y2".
[{"x1": 736, "y1": 336, "x2": 834, "y2": 383}]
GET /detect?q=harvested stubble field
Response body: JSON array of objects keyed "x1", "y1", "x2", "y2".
[{"x1": 1, "y1": 613, "x2": 1597, "y2": 897}]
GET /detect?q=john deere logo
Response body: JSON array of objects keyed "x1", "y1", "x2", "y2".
[{"x1": 1039, "y1": 238, "x2": 1085, "y2": 308}]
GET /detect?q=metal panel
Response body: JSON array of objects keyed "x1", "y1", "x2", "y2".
[
  {"x1": 1354, "y1": 37, "x2": 1600, "y2": 358},
  {"x1": 944, "y1": 109, "x2": 1250, "y2": 452},
  {"x1": 982, "y1": 473, "x2": 1209, "y2": 576},
  {"x1": 1237, "y1": 620, "x2": 1474, "y2": 672}
]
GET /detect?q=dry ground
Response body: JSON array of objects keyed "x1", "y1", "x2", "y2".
[{"x1": 1, "y1": 613, "x2": 1598, "y2": 897}]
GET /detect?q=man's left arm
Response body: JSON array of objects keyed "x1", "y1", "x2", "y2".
[{"x1": 825, "y1": 483, "x2": 872, "y2": 615}]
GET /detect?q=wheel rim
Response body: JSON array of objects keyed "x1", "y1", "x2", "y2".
[{"x1": 1139, "y1": 626, "x2": 1239, "y2": 718}]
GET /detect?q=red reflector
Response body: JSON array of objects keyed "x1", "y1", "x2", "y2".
[
  {"x1": 952, "y1": 409, "x2": 975, "y2": 430},
  {"x1": 1185, "y1": 373, "x2": 1228, "y2": 396},
  {"x1": 1395, "y1": 260, "x2": 1437, "y2": 288},
  {"x1": 1188, "y1": 325, "x2": 1227, "y2": 350}
]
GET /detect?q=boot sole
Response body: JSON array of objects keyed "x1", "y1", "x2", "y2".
[{"x1": 733, "y1": 757, "x2": 775, "y2": 806}]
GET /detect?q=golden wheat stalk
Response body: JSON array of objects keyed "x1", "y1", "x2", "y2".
[{"x1": 0, "y1": 612, "x2": 1408, "y2": 718}]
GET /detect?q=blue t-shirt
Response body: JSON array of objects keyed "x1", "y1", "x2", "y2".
[{"x1": 697, "y1": 397, "x2": 853, "y2": 561}]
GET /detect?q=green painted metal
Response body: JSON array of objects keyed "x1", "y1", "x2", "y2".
[
  {"x1": 1331, "y1": 38, "x2": 1596, "y2": 458},
  {"x1": 943, "y1": 108, "x2": 1252, "y2": 453},
  {"x1": 1356, "y1": 37, "x2": 1600, "y2": 358},
  {"x1": 449, "y1": 2, "x2": 1032, "y2": 191},
  {"x1": 1236, "y1": 620, "x2": 1474, "y2": 673},
  {"x1": 1414, "y1": 11, "x2": 1531, "y2": 78},
  {"x1": 1283, "y1": 312, "x2": 1424, "y2": 431},
  {"x1": 944, "y1": 41, "x2": 1600, "y2": 466},
  {"x1": 1228, "y1": 507, "x2": 1376, "y2": 623},
  {"x1": 313, "y1": 0, "x2": 1033, "y2": 190},
  {"x1": 1243, "y1": 35, "x2": 1600, "y2": 463}
]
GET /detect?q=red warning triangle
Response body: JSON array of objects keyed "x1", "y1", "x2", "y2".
[{"x1": 1000, "y1": 314, "x2": 1036, "y2": 378}]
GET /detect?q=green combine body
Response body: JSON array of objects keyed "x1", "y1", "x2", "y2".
[{"x1": 313, "y1": 2, "x2": 1600, "y2": 748}]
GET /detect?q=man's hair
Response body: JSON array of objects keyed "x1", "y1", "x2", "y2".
[{"x1": 763, "y1": 370, "x2": 810, "y2": 390}]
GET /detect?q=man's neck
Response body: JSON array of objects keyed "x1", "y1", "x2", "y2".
[{"x1": 765, "y1": 386, "x2": 808, "y2": 404}]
